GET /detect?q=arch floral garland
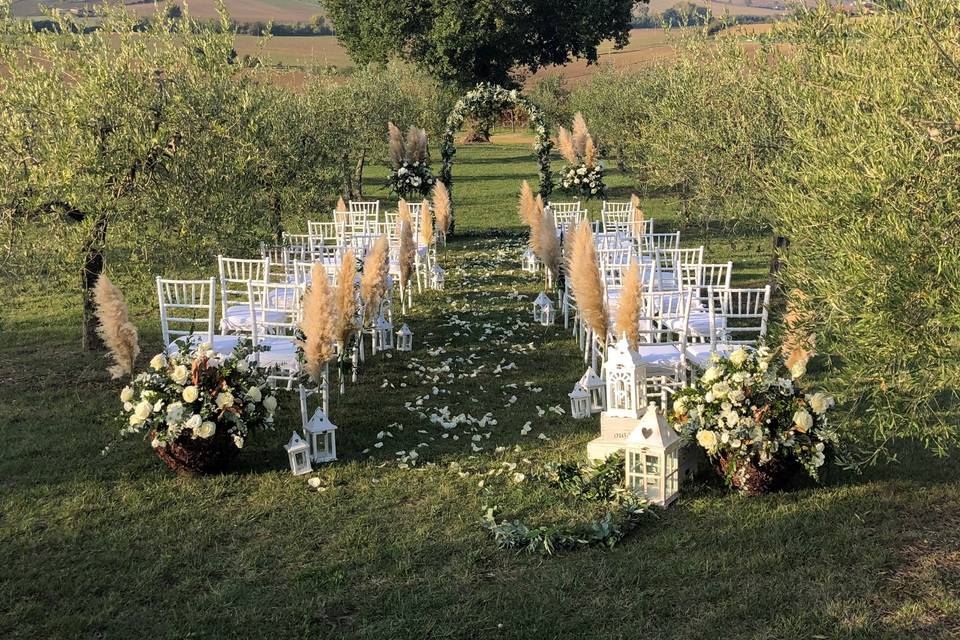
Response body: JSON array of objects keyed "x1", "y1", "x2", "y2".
[{"x1": 440, "y1": 83, "x2": 553, "y2": 203}]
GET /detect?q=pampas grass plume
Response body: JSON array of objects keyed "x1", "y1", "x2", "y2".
[
  {"x1": 557, "y1": 126, "x2": 578, "y2": 165},
  {"x1": 94, "y1": 274, "x2": 139, "y2": 379},
  {"x1": 388, "y1": 122, "x2": 404, "y2": 169},
  {"x1": 569, "y1": 222, "x2": 607, "y2": 340},
  {"x1": 518, "y1": 180, "x2": 536, "y2": 226},
  {"x1": 419, "y1": 198, "x2": 433, "y2": 247},
  {"x1": 533, "y1": 209, "x2": 561, "y2": 283},
  {"x1": 301, "y1": 264, "x2": 336, "y2": 383},
  {"x1": 571, "y1": 112, "x2": 589, "y2": 158},
  {"x1": 432, "y1": 181, "x2": 451, "y2": 240},
  {"x1": 615, "y1": 258, "x2": 643, "y2": 349},
  {"x1": 335, "y1": 250, "x2": 358, "y2": 348},
  {"x1": 400, "y1": 218, "x2": 415, "y2": 287},
  {"x1": 360, "y1": 235, "x2": 389, "y2": 320}
]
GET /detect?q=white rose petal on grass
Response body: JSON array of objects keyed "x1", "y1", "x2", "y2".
[
  {"x1": 307, "y1": 477, "x2": 322, "y2": 488},
  {"x1": 512, "y1": 472, "x2": 526, "y2": 483}
]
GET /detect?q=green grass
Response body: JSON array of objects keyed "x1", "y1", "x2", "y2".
[{"x1": 2, "y1": 143, "x2": 959, "y2": 639}]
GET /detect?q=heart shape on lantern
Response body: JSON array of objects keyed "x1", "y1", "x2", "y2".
[{"x1": 641, "y1": 427, "x2": 653, "y2": 440}]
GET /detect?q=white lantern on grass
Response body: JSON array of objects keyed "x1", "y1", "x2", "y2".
[
  {"x1": 568, "y1": 383, "x2": 591, "y2": 419},
  {"x1": 430, "y1": 263, "x2": 445, "y2": 290},
  {"x1": 304, "y1": 408, "x2": 337, "y2": 464},
  {"x1": 396, "y1": 323, "x2": 413, "y2": 351},
  {"x1": 579, "y1": 366, "x2": 606, "y2": 413},
  {"x1": 522, "y1": 248, "x2": 539, "y2": 273},
  {"x1": 284, "y1": 432, "x2": 312, "y2": 475},
  {"x1": 532, "y1": 292, "x2": 552, "y2": 323},
  {"x1": 624, "y1": 403, "x2": 681, "y2": 507},
  {"x1": 376, "y1": 314, "x2": 394, "y2": 350},
  {"x1": 602, "y1": 337, "x2": 646, "y2": 419}
]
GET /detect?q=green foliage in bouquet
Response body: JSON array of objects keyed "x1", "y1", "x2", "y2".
[{"x1": 671, "y1": 346, "x2": 838, "y2": 488}]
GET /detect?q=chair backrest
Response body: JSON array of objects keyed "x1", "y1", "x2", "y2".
[
  {"x1": 550, "y1": 200, "x2": 582, "y2": 214},
  {"x1": 259, "y1": 243, "x2": 291, "y2": 282},
  {"x1": 640, "y1": 232, "x2": 681, "y2": 257},
  {"x1": 550, "y1": 202, "x2": 586, "y2": 231},
  {"x1": 654, "y1": 246, "x2": 705, "y2": 290},
  {"x1": 218, "y1": 255, "x2": 270, "y2": 321},
  {"x1": 247, "y1": 281, "x2": 303, "y2": 345},
  {"x1": 282, "y1": 233, "x2": 312, "y2": 263},
  {"x1": 291, "y1": 259, "x2": 339, "y2": 289},
  {"x1": 601, "y1": 201, "x2": 636, "y2": 234},
  {"x1": 716, "y1": 285, "x2": 771, "y2": 346},
  {"x1": 349, "y1": 200, "x2": 380, "y2": 234},
  {"x1": 641, "y1": 288, "x2": 693, "y2": 347},
  {"x1": 156, "y1": 277, "x2": 216, "y2": 351},
  {"x1": 307, "y1": 221, "x2": 339, "y2": 249}
]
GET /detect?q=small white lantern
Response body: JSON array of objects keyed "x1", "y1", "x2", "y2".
[
  {"x1": 522, "y1": 248, "x2": 539, "y2": 273},
  {"x1": 532, "y1": 292, "x2": 552, "y2": 323},
  {"x1": 376, "y1": 313, "x2": 394, "y2": 350},
  {"x1": 540, "y1": 303, "x2": 556, "y2": 326},
  {"x1": 396, "y1": 323, "x2": 413, "y2": 351},
  {"x1": 304, "y1": 408, "x2": 337, "y2": 463},
  {"x1": 602, "y1": 336, "x2": 646, "y2": 419},
  {"x1": 430, "y1": 263, "x2": 445, "y2": 290},
  {"x1": 568, "y1": 383, "x2": 591, "y2": 419},
  {"x1": 624, "y1": 403, "x2": 681, "y2": 507},
  {"x1": 284, "y1": 432, "x2": 312, "y2": 475},
  {"x1": 579, "y1": 367, "x2": 606, "y2": 414}
]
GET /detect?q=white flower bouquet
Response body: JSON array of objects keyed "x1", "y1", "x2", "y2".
[
  {"x1": 388, "y1": 160, "x2": 436, "y2": 199},
  {"x1": 671, "y1": 346, "x2": 837, "y2": 493},
  {"x1": 560, "y1": 162, "x2": 605, "y2": 199},
  {"x1": 116, "y1": 340, "x2": 276, "y2": 474}
]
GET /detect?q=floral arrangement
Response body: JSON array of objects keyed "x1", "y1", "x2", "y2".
[
  {"x1": 671, "y1": 346, "x2": 837, "y2": 491},
  {"x1": 117, "y1": 340, "x2": 276, "y2": 454},
  {"x1": 557, "y1": 112, "x2": 605, "y2": 199},
  {"x1": 440, "y1": 83, "x2": 553, "y2": 208},
  {"x1": 387, "y1": 122, "x2": 435, "y2": 198}
]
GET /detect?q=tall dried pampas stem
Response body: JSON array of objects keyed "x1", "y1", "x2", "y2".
[
  {"x1": 399, "y1": 219, "x2": 415, "y2": 288},
  {"x1": 388, "y1": 122, "x2": 404, "y2": 169},
  {"x1": 782, "y1": 289, "x2": 816, "y2": 373},
  {"x1": 404, "y1": 125, "x2": 420, "y2": 164},
  {"x1": 301, "y1": 264, "x2": 336, "y2": 383},
  {"x1": 334, "y1": 250, "x2": 358, "y2": 349},
  {"x1": 584, "y1": 135, "x2": 597, "y2": 167},
  {"x1": 360, "y1": 235, "x2": 389, "y2": 321},
  {"x1": 335, "y1": 196, "x2": 348, "y2": 224},
  {"x1": 432, "y1": 181, "x2": 451, "y2": 241},
  {"x1": 518, "y1": 180, "x2": 536, "y2": 226},
  {"x1": 630, "y1": 193, "x2": 645, "y2": 237},
  {"x1": 94, "y1": 274, "x2": 139, "y2": 379},
  {"x1": 615, "y1": 258, "x2": 643, "y2": 349},
  {"x1": 532, "y1": 209, "x2": 561, "y2": 284},
  {"x1": 569, "y1": 222, "x2": 607, "y2": 340},
  {"x1": 572, "y1": 112, "x2": 590, "y2": 158},
  {"x1": 416, "y1": 127, "x2": 429, "y2": 163},
  {"x1": 557, "y1": 126, "x2": 578, "y2": 165},
  {"x1": 419, "y1": 198, "x2": 433, "y2": 248}
]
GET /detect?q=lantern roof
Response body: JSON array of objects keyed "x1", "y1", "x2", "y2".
[
  {"x1": 305, "y1": 408, "x2": 336, "y2": 433},
  {"x1": 376, "y1": 314, "x2": 393, "y2": 330},
  {"x1": 284, "y1": 431, "x2": 309, "y2": 452},
  {"x1": 568, "y1": 383, "x2": 589, "y2": 399},
  {"x1": 431, "y1": 263, "x2": 444, "y2": 274},
  {"x1": 625, "y1": 404, "x2": 680, "y2": 449},
  {"x1": 604, "y1": 336, "x2": 644, "y2": 369},
  {"x1": 397, "y1": 323, "x2": 413, "y2": 337},
  {"x1": 578, "y1": 366, "x2": 603, "y2": 389},
  {"x1": 534, "y1": 292, "x2": 553, "y2": 308}
]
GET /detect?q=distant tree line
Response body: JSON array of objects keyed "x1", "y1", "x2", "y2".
[{"x1": 631, "y1": 2, "x2": 774, "y2": 28}]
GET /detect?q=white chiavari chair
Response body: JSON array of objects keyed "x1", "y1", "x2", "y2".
[
  {"x1": 156, "y1": 277, "x2": 241, "y2": 355},
  {"x1": 282, "y1": 233, "x2": 312, "y2": 264},
  {"x1": 601, "y1": 201, "x2": 633, "y2": 234},
  {"x1": 349, "y1": 200, "x2": 380, "y2": 234},
  {"x1": 685, "y1": 285, "x2": 771, "y2": 367},
  {"x1": 217, "y1": 256, "x2": 270, "y2": 334},
  {"x1": 246, "y1": 281, "x2": 304, "y2": 391},
  {"x1": 259, "y1": 242, "x2": 290, "y2": 282}
]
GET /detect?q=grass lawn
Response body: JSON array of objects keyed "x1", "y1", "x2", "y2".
[{"x1": 2, "y1": 142, "x2": 959, "y2": 639}]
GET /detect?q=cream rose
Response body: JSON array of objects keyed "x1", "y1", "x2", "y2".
[
  {"x1": 133, "y1": 400, "x2": 152, "y2": 422},
  {"x1": 702, "y1": 366, "x2": 722, "y2": 383},
  {"x1": 120, "y1": 386, "x2": 134, "y2": 403},
  {"x1": 696, "y1": 430, "x2": 719, "y2": 451},
  {"x1": 793, "y1": 409, "x2": 813, "y2": 433},
  {"x1": 215, "y1": 391, "x2": 235, "y2": 410},
  {"x1": 171, "y1": 364, "x2": 189, "y2": 385},
  {"x1": 790, "y1": 360, "x2": 806, "y2": 379},
  {"x1": 182, "y1": 385, "x2": 199, "y2": 403},
  {"x1": 807, "y1": 392, "x2": 833, "y2": 415},
  {"x1": 729, "y1": 347, "x2": 749, "y2": 367},
  {"x1": 262, "y1": 395, "x2": 277, "y2": 412},
  {"x1": 185, "y1": 414, "x2": 202, "y2": 431},
  {"x1": 246, "y1": 386, "x2": 262, "y2": 403},
  {"x1": 149, "y1": 353, "x2": 167, "y2": 371},
  {"x1": 195, "y1": 421, "x2": 216, "y2": 439}
]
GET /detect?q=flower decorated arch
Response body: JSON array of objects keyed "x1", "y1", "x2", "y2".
[{"x1": 440, "y1": 83, "x2": 553, "y2": 203}]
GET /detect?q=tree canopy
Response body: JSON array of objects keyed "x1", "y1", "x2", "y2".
[{"x1": 324, "y1": 0, "x2": 637, "y2": 89}]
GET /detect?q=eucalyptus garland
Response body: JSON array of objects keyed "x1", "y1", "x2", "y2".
[
  {"x1": 481, "y1": 454, "x2": 652, "y2": 555},
  {"x1": 440, "y1": 83, "x2": 553, "y2": 231}
]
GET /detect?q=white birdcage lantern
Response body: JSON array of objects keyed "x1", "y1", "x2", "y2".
[
  {"x1": 602, "y1": 336, "x2": 646, "y2": 419},
  {"x1": 430, "y1": 263, "x2": 445, "y2": 290},
  {"x1": 396, "y1": 323, "x2": 413, "y2": 351},
  {"x1": 532, "y1": 292, "x2": 552, "y2": 323},
  {"x1": 624, "y1": 403, "x2": 681, "y2": 507},
  {"x1": 284, "y1": 432, "x2": 312, "y2": 475},
  {"x1": 304, "y1": 408, "x2": 337, "y2": 464},
  {"x1": 540, "y1": 304, "x2": 556, "y2": 326},
  {"x1": 579, "y1": 366, "x2": 606, "y2": 414},
  {"x1": 376, "y1": 313, "x2": 394, "y2": 350},
  {"x1": 522, "y1": 248, "x2": 539, "y2": 273},
  {"x1": 568, "y1": 383, "x2": 591, "y2": 419}
]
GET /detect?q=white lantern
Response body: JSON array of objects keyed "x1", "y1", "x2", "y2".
[
  {"x1": 624, "y1": 404, "x2": 681, "y2": 507},
  {"x1": 532, "y1": 292, "x2": 552, "y2": 323},
  {"x1": 522, "y1": 248, "x2": 539, "y2": 273},
  {"x1": 284, "y1": 432, "x2": 312, "y2": 475},
  {"x1": 540, "y1": 304, "x2": 556, "y2": 326},
  {"x1": 396, "y1": 323, "x2": 413, "y2": 351},
  {"x1": 376, "y1": 314, "x2": 394, "y2": 350},
  {"x1": 430, "y1": 263, "x2": 445, "y2": 290},
  {"x1": 304, "y1": 408, "x2": 337, "y2": 463},
  {"x1": 568, "y1": 383, "x2": 591, "y2": 419},
  {"x1": 579, "y1": 366, "x2": 606, "y2": 414},
  {"x1": 602, "y1": 336, "x2": 646, "y2": 419}
]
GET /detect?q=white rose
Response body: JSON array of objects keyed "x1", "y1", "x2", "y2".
[
  {"x1": 149, "y1": 353, "x2": 167, "y2": 370},
  {"x1": 790, "y1": 360, "x2": 806, "y2": 379},
  {"x1": 151, "y1": 437, "x2": 162, "y2": 449},
  {"x1": 711, "y1": 381, "x2": 730, "y2": 400},
  {"x1": 247, "y1": 386, "x2": 262, "y2": 403},
  {"x1": 696, "y1": 430, "x2": 719, "y2": 452},
  {"x1": 702, "y1": 366, "x2": 722, "y2": 383},
  {"x1": 215, "y1": 391, "x2": 235, "y2": 410},
  {"x1": 673, "y1": 397, "x2": 687, "y2": 416},
  {"x1": 120, "y1": 386, "x2": 134, "y2": 403},
  {"x1": 793, "y1": 409, "x2": 813, "y2": 433},
  {"x1": 166, "y1": 402, "x2": 185, "y2": 424},
  {"x1": 729, "y1": 347, "x2": 749, "y2": 367},
  {"x1": 185, "y1": 414, "x2": 202, "y2": 431},
  {"x1": 195, "y1": 421, "x2": 216, "y2": 439},
  {"x1": 236, "y1": 359, "x2": 250, "y2": 373},
  {"x1": 262, "y1": 396, "x2": 277, "y2": 413},
  {"x1": 807, "y1": 392, "x2": 833, "y2": 415},
  {"x1": 182, "y1": 385, "x2": 199, "y2": 403},
  {"x1": 171, "y1": 364, "x2": 189, "y2": 385},
  {"x1": 133, "y1": 400, "x2": 152, "y2": 422}
]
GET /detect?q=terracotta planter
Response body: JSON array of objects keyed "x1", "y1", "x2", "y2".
[
  {"x1": 152, "y1": 427, "x2": 240, "y2": 476},
  {"x1": 717, "y1": 454, "x2": 805, "y2": 496}
]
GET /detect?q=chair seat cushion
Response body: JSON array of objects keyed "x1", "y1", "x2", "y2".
[
  {"x1": 168, "y1": 334, "x2": 242, "y2": 356},
  {"x1": 635, "y1": 344, "x2": 684, "y2": 374}
]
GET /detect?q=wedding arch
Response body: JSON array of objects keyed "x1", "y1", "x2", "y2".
[{"x1": 440, "y1": 83, "x2": 554, "y2": 211}]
